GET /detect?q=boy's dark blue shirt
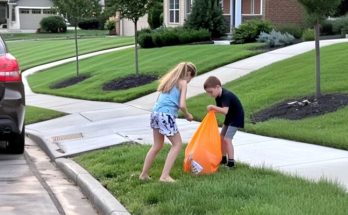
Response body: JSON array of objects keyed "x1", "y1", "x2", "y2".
[{"x1": 215, "y1": 88, "x2": 244, "y2": 128}]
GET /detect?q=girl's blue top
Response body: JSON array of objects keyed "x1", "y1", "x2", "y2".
[{"x1": 153, "y1": 86, "x2": 180, "y2": 117}]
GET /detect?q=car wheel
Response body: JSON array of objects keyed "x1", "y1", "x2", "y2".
[{"x1": 9, "y1": 126, "x2": 25, "y2": 154}]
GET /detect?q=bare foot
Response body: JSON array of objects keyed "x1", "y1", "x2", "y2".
[
  {"x1": 139, "y1": 175, "x2": 151, "y2": 181},
  {"x1": 159, "y1": 177, "x2": 176, "y2": 183}
]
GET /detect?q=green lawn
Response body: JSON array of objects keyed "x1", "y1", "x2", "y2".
[
  {"x1": 1, "y1": 29, "x2": 110, "y2": 41},
  {"x1": 27, "y1": 43, "x2": 262, "y2": 102},
  {"x1": 187, "y1": 42, "x2": 348, "y2": 150},
  {"x1": 74, "y1": 144, "x2": 348, "y2": 215},
  {"x1": 25, "y1": 106, "x2": 66, "y2": 124},
  {"x1": 7, "y1": 36, "x2": 134, "y2": 70}
]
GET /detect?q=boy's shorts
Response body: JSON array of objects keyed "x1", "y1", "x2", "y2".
[
  {"x1": 221, "y1": 125, "x2": 238, "y2": 140},
  {"x1": 150, "y1": 112, "x2": 178, "y2": 137}
]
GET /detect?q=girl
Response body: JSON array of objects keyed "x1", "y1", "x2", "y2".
[{"x1": 139, "y1": 62, "x2": 197, "y2": 182}]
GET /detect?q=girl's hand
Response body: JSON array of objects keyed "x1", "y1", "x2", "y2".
[{"x1": 185, "y1": 113, "x2": 193, "y2": 121}]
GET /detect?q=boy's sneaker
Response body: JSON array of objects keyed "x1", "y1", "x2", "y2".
[
  {"x1": 220, "y1": 156, "x2": 227, "y2": 165},
  {"x1": 226, "y1": 159, "x2": 235, "y2": 168}
]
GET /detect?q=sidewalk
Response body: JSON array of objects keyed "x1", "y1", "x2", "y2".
[{"x1": 25, "y1": 39, "x2": 348, "y2": 208}]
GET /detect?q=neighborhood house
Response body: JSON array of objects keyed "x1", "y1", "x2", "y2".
[
  {"x1": 163, "y1": 0, "x2": 304, "y2": 31},
  {"x1": 0, "y1": 0, "x2": 105, "y2": 31}
]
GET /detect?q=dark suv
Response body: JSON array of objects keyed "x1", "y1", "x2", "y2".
[{"x1": 0, "y1": 36, "x2": 25, "y2": 154}]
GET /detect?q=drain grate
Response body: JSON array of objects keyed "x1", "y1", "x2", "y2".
[{"x1": 51, "y1": 133, "x2": 83, "y2": 142}]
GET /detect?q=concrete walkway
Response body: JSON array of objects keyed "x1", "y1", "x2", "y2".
[{"x1": 25, "y1": 38, "x2": 348, "y2": 195}]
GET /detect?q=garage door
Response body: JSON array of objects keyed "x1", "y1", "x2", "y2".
[{"x1": 19, "y1": 8, "x2": 52, "y2": 30}]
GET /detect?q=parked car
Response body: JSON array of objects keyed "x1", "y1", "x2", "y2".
[{"x1": 0, "y1": 35, "x2": 25, "y2": 154}]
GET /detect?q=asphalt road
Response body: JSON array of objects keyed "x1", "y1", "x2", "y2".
[{"x1": 0, "y1": 137, "x2": 97, "y2": 215}]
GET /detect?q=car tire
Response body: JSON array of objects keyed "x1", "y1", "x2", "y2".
[{"x1": 9, "y1": 126, "x2": 25, "y2": 154}]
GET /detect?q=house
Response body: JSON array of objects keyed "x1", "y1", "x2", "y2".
[
  {"x1": 0, "y1": 0, "x2": 105, "y2": 31},
  {"x1": 163, "y1": 0, "x2": 304, "y2": 31}
]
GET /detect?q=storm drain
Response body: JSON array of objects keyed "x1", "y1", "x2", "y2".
[{"x1": 51, "y1": 133, "x2": 83, "y2": 143}]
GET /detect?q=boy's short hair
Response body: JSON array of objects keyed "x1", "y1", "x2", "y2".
[{"x1": 204, "y1": 76, "x2": 221, "y2": 89}]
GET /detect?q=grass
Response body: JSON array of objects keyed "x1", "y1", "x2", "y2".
[
  {"x1": 25, "y1": 106, "x2": 66, "y2": 125},
  {"x1": 74, "y1": 144, "x2": 348, "y2": 215},
  {"x1": 187, "y1": 42, "x2": 348, "y2": 150},
  {"x1": 27, "y1": 43, "x2": 262, "y2": 102},
  {"x1": 7, "y1": 36, "x2": 134, "y2": 70},
  {"x1": 1, "y1": 29, "x2": 110, "y2": 41}
]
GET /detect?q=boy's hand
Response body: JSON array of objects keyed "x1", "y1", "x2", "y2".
[
  {"x1": 185, "y1": 113, "x2": 193, "y2": 121},
  {"x1": 207, "y1": 105, "x2": 215, "y2": 112}
]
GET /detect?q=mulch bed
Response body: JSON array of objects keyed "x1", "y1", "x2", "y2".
[
  {"x1": 251, "y1": 93, "x2": 348, "y2": 123},
  {"x1": 102, "y1": 74, "x2": 158, "y2": 91},
  {"x1": 50, "y1": 75, "x2": 90, "y2": 89}
]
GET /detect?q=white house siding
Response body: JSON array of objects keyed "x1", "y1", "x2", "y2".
[{"x1": 120, "y1": 15, "x2": 149, "y2": 36}]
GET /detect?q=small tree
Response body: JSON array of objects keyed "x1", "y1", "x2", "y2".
[
  {"x1": 52, "y1": 0, "x2": 101, "y2": 76},
  {"x1": 113, "y1": 0, "x2": 154, "y2": 76},
  {"x1": 297, "y1": 0, "x2": 342, "y2": 99},
  {"x1": 184, "y1": 0, "x2": 227, "y2": 38}
]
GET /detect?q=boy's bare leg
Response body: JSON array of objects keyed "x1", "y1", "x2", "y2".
[
  {"x1": 139, "y1": 129, "x2": 164, "y2": 180},
  {"x1": 224, "y1": 137, "x2": 234, "y2": 160},
  {"x1": 159, "y1": 132, "x2": 183, "y2": 182}
]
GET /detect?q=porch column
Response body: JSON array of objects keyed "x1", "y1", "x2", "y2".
[
  {"x1": 234, "y1": 0, "x2": 242, "y2": 27},
  {"x1": 230, "y1": 0, "x2": 234, "y2": 32}
]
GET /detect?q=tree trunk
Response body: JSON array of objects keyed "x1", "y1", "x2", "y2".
[
  {"x1": 74, "y1": 24, "x2": 80, "y2": 76},
  {"x1": 315, "y1": 21, "x2": 321, "y2": 99},
  {"x1": 134, "y1": 20, "x2": 139, "y2": 76}
]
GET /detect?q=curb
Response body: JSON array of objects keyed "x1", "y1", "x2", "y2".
[{"x1": 26, "y1": 131, "x2": 131, "y2": 215}]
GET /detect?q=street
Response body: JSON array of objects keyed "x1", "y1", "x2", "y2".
[{"x1": 0, "y1": 137, "x2": 97, "y2": 215}]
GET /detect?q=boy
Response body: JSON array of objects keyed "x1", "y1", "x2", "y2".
[{"x1": 203, "y1": 76, "x2": 244, "y2": 168}]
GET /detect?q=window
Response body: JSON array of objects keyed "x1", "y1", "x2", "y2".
[
  {"x1": 32, "y1": 9, "x2": 41, "y2": 14},
  {"x1": 242, "y1": 0, "x2": 262, "y2": 15},
  {"x1": 169, "y1": 0, "x2": 179, "y2": 23},
  {"x1": 20, "y1": 9, "x2": 30, "y2": 14},
  {"x1": 43, "y1": 9, "x2": 54, "y2": 14}
]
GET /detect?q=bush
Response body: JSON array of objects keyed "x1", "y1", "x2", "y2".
[
  {"x1": 257, "y1": 30, "x2": 295, "y2": 47},
  {"x1": 276, "y1": 24, "x2": 303, "y2": 39},
  {"x1": 137, "y1": 27, "x2": 211, "y2": 48},
  {"x1": 233, "y1": 19, "x2": 273, "y2": 44},
  {"x1": 78, "y1": 18, "x2": 99, "y2": 30},
  {"x1": 105, "y1": 17, "x2": 116, "y2": 31},
  {"x1": 184, "y1": 0, "x2": 227, "y2": 38},
  {"x1": 302, "y1": 28, "x2": 315, "y2": 41},
  {"x1": 332, "y1": 15, "x2": 348, "y2": 34},
  {"x1": 138, "y1": 33, "x2": 154, "y2": 48},
  {"x1": 148, "y1": 1, "x2": 163, "y2": 29},
  {"x1": 321, "y1": 20, "x2": 334, "y2": 35},
  {"x1": 40, "y1": 16, "x2": 67, "y2": 33},
  {"x1": 341, "y1": 27, "x2": 348, "y2": 38}
]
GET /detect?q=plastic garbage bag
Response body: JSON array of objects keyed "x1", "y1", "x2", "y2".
[{"x1": 183, "y1": 111, "x2": 222, "y2": 175}]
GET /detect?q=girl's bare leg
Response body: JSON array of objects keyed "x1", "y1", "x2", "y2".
[
  {"x1": 139, "y1": 129, "x2": 164, "y2": 180},
  {"x1": 159, "y1": 132, "x2": 182, "y2": 182}
]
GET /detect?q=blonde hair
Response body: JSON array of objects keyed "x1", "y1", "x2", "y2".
[{"x1": 157, "y1": 62, "x2": 197, "y2": 93}]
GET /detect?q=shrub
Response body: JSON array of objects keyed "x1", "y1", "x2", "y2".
[
  {"x1": 257, "y1": 30, "x2": 295, "y2": 47},
  {"x1": 40, "y1": 16, "x2": 67, "y2": 33},
  {"x1": 184, "y1": 0, "x2": 227, "y2": 38},
  {"x1": 321, "y1": 20, "x2": 334, "y2": 35},
  {"x1": 276, "y1": 24, "x2": 304, "y2": 39},
  {"x1": 78, "y1": 18, "x2": 99, "y2": 30},
  {"x1": 233, "y1": 19, "x2": 273, "y2": 44},
  {"x1": 148, "y1": 1, "x2": 163, "y2": 29},
  {"x1": 332, "y1": 15, "x2": 348, "y2": 34},
  {"x1": 105, "y1": 17, "x2": 116, "y2": 31},
  {"x1": 138, "y1": 33, "x2": 154, "y2": 48},
  {"x1": 341, "y1": 27, "x2": 348, "y2": 38},
  {"x1": 137, "y1": 27, "x2": 211, "y2": 48},
  {"x1": 302, "y1": 28, "x2": 315, "y2": 41}
]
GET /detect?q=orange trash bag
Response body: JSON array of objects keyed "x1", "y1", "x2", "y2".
[{"x1": 183, "y1": 111, "x2": 222, "y2": 175}]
